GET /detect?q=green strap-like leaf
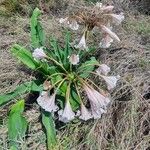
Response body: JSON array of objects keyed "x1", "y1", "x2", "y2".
[
  {"x1": 42, "y1": 111, "x2": 57, "y2": 150},
  {"x1": 11, "y1": 44, "x2": 38, "y2": 70},
  {"x1": 8, "y1": 100, "x2": 28, "y2": 149},
  {"x1": 50, "y1": 38, "x2": 64, "y2": 63},
  {"x1": 31, "y1": 8, "x2": 45, "y2": 48},
  {"x1": 10, "y1": 146, "x2": 17, "y2": 150},
  {"x1": 11, "y1": 44, "x2": 55, "y2": 75},
  {"x1": 0, "y1": 81, "x2": 42, "y2": 106},
  {"x1": 78, "y1": 57, "x2": 99, "y2": 78}
]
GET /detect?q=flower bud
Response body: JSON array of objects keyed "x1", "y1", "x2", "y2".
[
  {"x1": 69, "y1": 54, "x2": 79, "y2": 65},
  {"x1": 32, "y1": 48, "x2": 47, "y2": 60}
]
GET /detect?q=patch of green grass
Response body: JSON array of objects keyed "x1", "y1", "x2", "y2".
[
  {"x1": 124, "y1": 15, "x2": 150, "y2": 36},
  {"x1": 138, "y1": 58, "x2": 149, "y2": 70}
]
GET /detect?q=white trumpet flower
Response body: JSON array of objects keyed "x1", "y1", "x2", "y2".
[
  {"x1": 32, "y1": 48, "x2": 47, "y2": 60},
  {"x1": 58, "y1": 100, "x2": 75, "y2": 123},
  {"x1": 75, "y1": 33, "x2": 88, "y2": 50},
  {"x1": 101, "y1": 75, "x2": 120, "y2": 90},
  {"x1": 69, "y1": 54, "x2": 79, "y2": 65},
  {"x1": 110, "y1": 13, "x2": 125, "y2": 25},
  {"x1": 37, "y1": 91, "x2": 58, "y2": 112},
  {"x1": 96, "y1": 64, "x2": 111, "y2": 76},
  {"x1": 79, "y1": 103, "x2": 92, "y2": 121},
  {"x1": 83, "y1": 85, "x2": 110, "y2": 119}
]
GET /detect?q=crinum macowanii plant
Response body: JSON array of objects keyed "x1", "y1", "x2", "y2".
[
  {"x1": 59, "y1": 2, "x2": 124, "y2": 49},
  {"x1": 30, "y1": 3, "x2": 122, "y2": 123},
  {"x1": 0, "y1": 4, "x2": 122, "y2": 149}
]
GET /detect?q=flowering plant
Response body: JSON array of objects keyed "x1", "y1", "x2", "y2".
[
  {"x1": 0, "y1": 3, "x2": 122, "y2": 149},
  {"x1": 60, "y1": 2, "x2": 124, "y2": 49}
]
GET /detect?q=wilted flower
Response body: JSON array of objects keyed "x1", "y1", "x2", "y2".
[
  {"x1": 59, "y1": 17, "x2": 79, "y2": 30},
  {"x1": 110, "y1": 13, "x2": 125, "y2": 25},
  {"x1": 75, "y1": 33, "x2": 88, "y2": 50},
  {"x1": 83, "y1": 84, "x2": 110, "y2": 119},
  {"x1": 99, "y1": 34, "x2": 113, "y2": 48},
  {"x1": 96, "y1": 64, "x2": 110, "y2": 75},
  {"x1": 37, "y1": 91, "x2": 58, "y2": 112},
  {"x1": 101, "y1": 25, "x2": 120, "y2": 42},
  {"x1": 58, "y1": 100, "x2": 75, "y2": 123},
  {"x1": 59, "y1": 3, "x2": 124, "y2": 48},
  {"x1": 79, "y1": 103, "x2": 92, "y2": 121},
  {"x1": 69, "y1": 54, "x2": 79, "y2": 65},
  {"x1": 32, "y1": 48, "x2": 47, "y2": 60},
  {"x1": 101, "y1": 75, "x2": 120, "y2": 90}
]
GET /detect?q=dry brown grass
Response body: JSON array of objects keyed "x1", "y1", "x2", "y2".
[{"x1": 0, "y1": 0, "x2": 150, "y2": 149}]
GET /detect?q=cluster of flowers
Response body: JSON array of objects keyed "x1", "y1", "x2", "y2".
[
  {"x1": 59, "y1": 2, "x2": 124, "y2": 49},
  {"x1": 32, "y1": 48, "x2": 120, "y2": 123}
]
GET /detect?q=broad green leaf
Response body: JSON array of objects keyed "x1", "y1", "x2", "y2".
[
  {"x1": 39, "y1": 61, "x2": 56, "y2": 75},
  {"x1": 47, "y1": 66, "x2": 56, "y2": 74},
  {"x1": 11, "y1": 44, "x2": 55, "y2": 75},
  {"x1": 11, "y1": 44, "x2": 38, "y2": 69},
  {"x1": 51, "y1": 74, "x2": 63, "y2": 85},
  {"x1": 78, "y1": 57, "x2": 99, "y2": 78},
  {"x1": 70, "y1": 85, "x2": 80, "y2": 110},
  {"x1": 31, "y1": 8, "x2": 45, "y2": 48},
  {"x1": 10, "y1": 146, "x2": 17, "y2": 150},
  {"x1": 8, "y1": 100, "x2": 27, "y2": 149},
  {"x1": 42, "y1": 111, "x2": 57, "y2": 149},
  {"x1": 9, "y1": 99, "x2": 25, "y2": 116},
  {"x1": 58, "y1": 81, "x2": 80, "y2": 111},
  {"x1": 0, "y1": 81, "x2": 42, "y2": 106}
]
